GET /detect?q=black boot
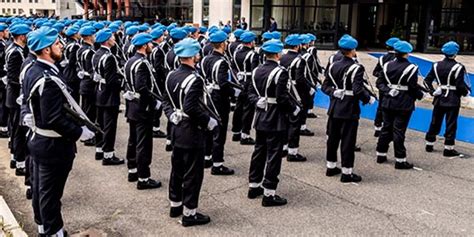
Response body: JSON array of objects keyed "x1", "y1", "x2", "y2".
[
  {"x1": 128, "y1": 172, "x2": 138, "y2": 182},
  {"x1": 443, "y1": 149, "x2": 464, "y2": 158},
  {"x1": 211, "y1": 165, "x2": 235, "y2": 176},
  {"x1": 102, "y1": 156, "x2": 125, "y2": 166},
  {"x1": 281, "y1": 149, "x2": 288, "y2": 158},
  {"x1": 95, "y1": 152, "x2": 103, "y2": 160},
  {"x1": 232, "y1": 133, "x2": 240, "y2": 142},
  {"x1": 26, "y1": 187, "x2": 32, "y2": 200},
  {"x1": 247, "y1": 187, "x2": 264, "y2": 199},
  {"x1": 326, "y1": 167, "x2": 341, "y2": 177},
  {"x1": 83, "y1": 137, "x2": 95, "y2": 147},
  {"x1": 376, "y1": 156, "x2": 387, "y2": 164},
  {"x1": 240, "y1": 137, "x2": 255, "y2": 145},
  {"x1": 354, "y1": 145, "x2": 361, "y2": 152},
  {"x1": 204, "y1": 159, "x2": 213, "y2": 169},
  {"x1": 153, "y1": 130, "x2": 167, "y2": 138},
  {"x1": 15, "y1": 167, "x2": 26, "y2": 176},
  {"x1": 0, "y1": 130, "x2": 8, "y2": 138},
  {"x1": 165, "y1": 143, "x2": 173, "y2": 152},
  {"x1": 425, "y1": 145, "x2": 434, "y2": 152},
  {"x1": 307, "y1": 112, "x2": 318, "y2": 118},
  {"x1": 340, "y1": 173, "x2": 362, "y2": 183},
  {"x1": 182, "y1": 213, "x2": 211, "y2": 227},
  {"x1": 395, "y1": 161, "x2": 414, "y2": 170},
  {"x1": 9, "y1": 159, "x2": 16, "y2": 169},
  {"x1": 287, "y1": 154, "x2": 307, "y2": 162},
  {"x1": 170, "y1": 205, "x2": 183, "y2": 218},
  {"x1": 374, "y1": 130, "x2": 381, "y2": 137},
  {"x1": 262, "y1": 195, "x2": 287, "y2": 207},
  {"x1": 137, "y1": 178, "x2": 162, "y2": 190},
  {"x1": 300, "y1": 128, "x2": 314, "y2": 136}
]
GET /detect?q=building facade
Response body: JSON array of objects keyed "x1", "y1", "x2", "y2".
[{"x1": 0, "y1": 0, "x2": 82, "y2": 18}]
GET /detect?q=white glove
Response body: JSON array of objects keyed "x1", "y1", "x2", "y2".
[
  {"x1": 1, "y1": 76, "x2": 7, "y2": 86},
  {"x1": 466, "y1": 91, "x2": 471, "y2": 97},
  {"x1": 293, "y1": 106, "x2": 301, "y2": 116},
  {"x1": 80, "y1": 126, "x2": 95, "y2": 141},
  {"x1": 389, "y1": 89, "x2": 400, "y2": 97},
  {"x1": 122, "y1": 91, "x2": 135, "y2": 101},
  {"x1": 333, "y1": 89, "x2": 344, "y2": 99},
  {"x1": 170, "y1": 112, "x2": 182, "y2": 125},
  {"x1": 205, "y1": 85, "x2": 214, "y2": 94},
  {"x1": 369, "y1": 96, "x2": 376, "y2": 105},
  {"x1": 16, "y1": 94, "x2": 24, "y2": 106},
  {"x1": 309, "y1": 88, "x2": 316, "y2": 96},
  {"x1": 234, "y1": 88, "x2": 241, "y2": 97},
  {"x1": 433, "y1": 87, "x2": 442, "y2": 96},
  {"x1": 155, "y1": 100, "x2": 162, "y2": 110},
  {"x1": 23, "y1": 113, "x2": 34, "y2": 129},
  {"x1": 422, "y1": 91, "x2": 429, "y2": 100},
  {"x1": 207, "y1": 117, "x2": 218, "y2": 131},
  {"x1": 256, "y1": 97, "x2": 267, "y2": 109}
]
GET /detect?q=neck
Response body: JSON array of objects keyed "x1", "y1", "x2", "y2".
[
  {"x1": 181, "y1": 60, "x2": 195, "y2": 68},
  {"x1": 267, "y1": 57, "x2": 278, "y2": 63},
  {"x1": 37, "y1": 55, "x2": 55, "y2": 64},
  {"x1": 84, "y1": 39, "x2": 93, "y2": 45},
  {"x1": 214, "y1": 47, "x2": 225, "y2": 54},
  {"x1": 14, "y1": 39, "x2": 25, "y2": 48},
  {"x1": 137, "y1": 49, "x2": 146, "y2": 55}
]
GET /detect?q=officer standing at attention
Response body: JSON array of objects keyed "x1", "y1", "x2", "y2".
[
  {"x1": 424, "y1": 41, "x2": 470, "y2": 158},
  {"x1": 162, "y1": 38, "x2": 214, "y2": 226},
  {"x1": 77, "y1": 26, "x2": 97, "y2": 147},
  {"x1": 61, "y1": 25, "x2": 81, "y2": 101},
  {"x1": 149, "y1": 28, "x2": 167, "y2": 138},
  {"x1": 247, "y1": 39, "x2": 297, "y2": 206},
  {"x1": 92, "y1": 28, "x2": 125, "y2": 165},
  {"x1": 322, "y1": 35, "x2": 376, "y2": 183},
  {"x1": 372, "y1": 37, "x2": 399, "y2": 137},
  {"x1": 0, "y1": 23, "x2": 10, "y2": 138},
  {"x1": 5, "y1": 23, "x2": 30, "y2": 174},
  {"x1": 124, "y1": 33, "x2": 162, "y2": 189},
  {"x1": 123, "y1": 26, "x2": 139, "y2": 61},
  {"x1": 375, "y1": 40, "x2": 426, "y2": 169},
  {"x1": 200, "y1": 30, "x2": 238, "y2": 174},
  {"x1": 25, "y1": 26, "x2": 95, "y2": 237}
]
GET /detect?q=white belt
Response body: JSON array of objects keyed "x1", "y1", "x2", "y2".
[
  {"x1": 440, "y1": 85, "x2": 456, "y2": 90},
  {"x1": 176, "y1": 110, "x2": 190, "y2": 118},
  {"x1": 238, "y1": 72, "x2": 252, "y2": 76},
  {"x1": 389, "y1": 85, "x2": 408, "y2": 91},
  {"x1": 211, "y1": 84, "x2": 220, "y2": 90},
  {"x1": 343, "y1": 90, "x2": 354, "y2": 96},
  {"x1": 99, "y1": 79, "x2": 106, "y2": 84},
  {"x1": 266, "y1": 97, "x2": 277, "y2": 104},
  {"x1": 33, "y1": 127, "x2": 61, "y2": 138}
]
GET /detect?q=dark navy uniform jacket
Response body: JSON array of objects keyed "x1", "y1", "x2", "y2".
[
  {"x1": 5, "y1": 42, "x2": 27, "y2": 109},
  {"x1": 162, "y1": 64, "x2": 211, "y2": 149},
  {"x1": 20, "y1": 53, "x2": 37, "y2": 121},
  {"x1": 280, "y1": 50, "x2": 312, "y2": 109},
  {"x1": 25, "y1": 59, "x2": 82, "y2": 163},
  {"x1": 322, "y1": 56, "x2": 371, "y2": 120},
  {"x1": 372, "y1": 52, "x2": 396, "y2": 78},
  {"x1": 149, "y1": 42, "x2": 167, "y2": 94},
  {"x1": 424, "y1": 57, "x2": 470, "y2": 107},
  {"x1": 0, "y1": 39, "x2": 7, "y2": 89},
  {"x1": 92, "y1": 46, "x2": 123, "y2": 107},
  {"x1": 62, "y1": 39, "x2": 81, "y2": 94},
  {"x1": 77, "y1": 42, "x2": 96, "y2": 95}
]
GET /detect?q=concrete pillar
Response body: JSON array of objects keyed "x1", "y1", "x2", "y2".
[
  {"x1": 241, "y1": 0, "x2": 250, "y2": 26},
  {"x1": 193, "y1": 0, "x2": 203, "y2": 25},
  {"x1": 84, "y1": 0, "x2": 89, "y2": 19},
  {"x1": 107, "y1": 0, "x2": 113, "y2": 20},
  {"x1": 93, "y1": 0, "x2": 98, "y2": 17},
  {"x1": 209, "y1": 0, "x2": 232, "y2": 27},
  {"x1": 117, "y1": 0, "x2": 122, "y2": 18},
  {"x1": 124, "y1": 0, "x2": 130, "y2": 17}
]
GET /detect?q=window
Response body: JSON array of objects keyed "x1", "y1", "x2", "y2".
[
  {"x1": 29, "y1": 9, "x2": 33, "y2": 15},
  {"x1": 2, "y1": 9, "x2": 5, "y2": 14},
  {"x1": 52, "y1": 0, "x2": 55, "y2": 3},
  {"x1": 13, "y1": 9, "x2": 16, "y2": 14},
  {"x1": 34, "y1": 0, "x2": 38, "y2": 3},
  {"x1": 19, "y1": 9, "x2": 23, "y2": 15},
  {"x1": 202, "y1": 0, "x2": 209, "y2": 26},
  {"x1": 12, "y1": 0, "x2": 15, "y2": 3},
  {"x1": 18, "y1": 0, "x2": 21, "y2": 2}
]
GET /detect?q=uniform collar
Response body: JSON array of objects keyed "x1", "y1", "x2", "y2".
[
  {"x1": 180, "y1": 63, "x2": 195, "y2": 71},
  {"x1": 100, "y1": 45, "x2": 111, "y2": 52},
  {"x1": 134, "y1": 52, "x2": 146, "y2": 58},
  {"x1": 212, "y1": 50, "x2": 224, "y2": 57},
  {"x1": 265, "y1": 59, "x2": 279, "y2": 66},
  {"x1": 443, "y1": 57, "x2": 456, "y2": 62},
  {"x1": 37, "y1": 58, "x2": 60, "y2": 74}
]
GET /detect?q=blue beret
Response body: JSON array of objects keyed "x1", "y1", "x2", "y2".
[
  {"x1": 94, "y1": 22, "x2": 105, "y2": 30},
  {"x1": 306, "y1": 33, "x2": 316, "y2": 41},
  {"x1": 131, "y1": 33, "x2": 153, "y2": 46},
  {"x1": 52, "y1": 23, "x2": 65, "y2": 32},
  {"x1": 65, "y1": 25, "x2": 80, "y2": 36},
  {"x1": 233, "y1": 29, "x2": 244, "y2": 39},
  {"x1": 441, "y1": 41, "x2": 459, "y2": 56},
  {"x1": 299, "y1": 34, "x2": 311, "y2": 44},
  {"x1": 208, "y1": 26, "x2": 219, "y2": 34},
  {"x1": 108, "y1": 25, "x2": 119, "y2": 33},
  {"x1": 222, "y1": 26, "x2": 231, "y2": 34},
  {"x1": 150, "y1": 28, "x2": 164, "y2": 39},
  {"x1": 262, "y1": 32, "x2": 273, "y2": 40},
  {"x1": 240, "y1": 31, "x2": 256, "y2": 43},
  {"x1": 385, "y1": 37, "x2": 400, "y2": 47},
  {"x1": 158, "y1": 25, "x2": 167, "y2": 32},
  {"x1": 125, "y1": 26, "x2": 139, "y2": 36},
  {"x1": 170, "y1": 28, "x2": 187, "y2": 40},
  {"x1": 338, "y1": 34, "x2": 358, "y2": 50},
  {"x1": 9, "y1": 24, "x2": 31, "y2": 35},
  {"x1": 0, "y1": 23, "x2": 7, "y2": 31},
  {"x1": 79, "y1": 26, "x2": 96, "y2": 36},
  {"x1": 271, "y1": 31, "x2": 281, "y2": 40},
  {"x1": 124, "y1": 22, "x2": 133, "y2": 29},
  {"x1": 151, "y1": 23, "x2": 161, "y2": 29},
  {"x1": 209, "y1": 30, "x2": 227, "y2": 43},
  {"x1": 28, "y1": 27, "x2": 58, "y2": 52},
  {"x1": 138, "y1": 24, "x2": 149, "y2": 32},
  {"x1": 285, "y1": 34, "x2": 301, "y2": 46},
  {"x1": 167, "y1": 24, "x2": 176, "y2": 32},
  {"x1": 393, "y1": 40, "x2": 413, "y2": 54},
  {"x1": 199, "y1": 26, "x2": 207, "y2": 33},
  {"x1": 262, "y1": 39, "x2": 284, "y2": 54},
  {"x1": 95, "y1": 28, "x2": 113, "y2": 43},
  {"x1": 185, "y1": 25, "x2": 197, "y2": 34},
  {"x1": 174, "y1": 38, "x2": 201, "y2": 57}
]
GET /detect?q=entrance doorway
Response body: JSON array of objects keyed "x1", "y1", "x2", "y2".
[{"x1": 357, "y1": 3, "x2": 378, "y2": 48}]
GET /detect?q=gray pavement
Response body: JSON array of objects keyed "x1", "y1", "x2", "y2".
[{"x1": 1, "y1": 108, "x2": 474, "y2": 236}]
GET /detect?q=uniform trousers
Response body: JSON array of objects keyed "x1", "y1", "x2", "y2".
[
  {"x1": 96, "y1": 106, "x2": 119, "y2": 153},
  {"x1": 376, "y1": 109, "x2": 413, "y2": 158},
  {"x1": 425, "y1": 105, "x2": 460, "y2": 146},
  {"x1": 326, "y1": 117, "x2": 359, "y2": 168}
]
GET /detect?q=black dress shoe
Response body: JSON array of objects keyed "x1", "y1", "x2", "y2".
[
  {"x1": 247, "y1": 187, "x2": 264, "y2": 199},
  {"x1": 182, "y1": 212, "x2": 211, "y2": 227},
  {"x1": 443, "y1": 149, "x2": 464, "y2": 158},
  {"x1": 340, "y1": 173, "x2": 362, "y2": 183},
  {"x1": 240, "y1": 137, "x2": 255, "y2": 145},
  {"x1": 95, "y1": 152, "x2": 103, "y2": 160},
  {"x1": 128, "y1": 172, "x2": 138, "y2": 182},
  {"x1": 26, "y1": 187, "x2": 32, "y2": 200},
  {"x1": 0, "y1": 131, "x2": 8, "y2": 138},
  {"x1": 170, "y1": 206, "x2": 183, "y2": 218},
  {"x1": 10, "y1": 160, "x2": 16, "y2": 169},
  {"x1": 102, "y1": 156, "x2": 125, "y2": 166},
  {"x1": 262, "y1": 195, "x2": 287, "y2": 207},
  {"x1": 425, "y1": 145, "x2": 434, "y2": 152},
  {"x1": 15, "y1": 167, "x2": 26, "y2": 176},
  {"x1": 232, "y1": 133, "x2": 240, "y2": 142},
  {"x1": 137, "y1": 178, "x2": 162, "y2": 190},
  {"x1": 211, "y1": 165, "x2": 235, "y2": 175},
  {"x1": 377, "y1": 156, "x2": 387, "y2": 164},
  {"x1": 165, "y1": 144, "x2": 173, "y2": 152},
  {"x1": 83, "y1": 137, "x2": 95, "y2": 146},
  {"x1": 153, "y1": 130, "x2": 167, "y2": 138},
  {"x1": 287, "y1": 154, "x2": 307, "y2": 162},
  {"x1": 204, "y1": 159, "x2": 213, "y2": 169},
  {"x1": 281, "y1": 150, "x2": 288, "y2": 157},
  {"x1": 374, "y1": 130, "x2": 381, "y2": 137},
  {"x1": 300, "y1": 129, "x2": 314, "y2": 136},
  {"x1": 307, "y1": 112, "x2": 318, "y2": 118},
  {"x1": 354, "y1": 145, "x2": 361, "y2": 152},
  {"x1": 395, "y1": 161, "x2": 414, "y2": 170},
  {"x1": 326, "y1": 167, "x2": 341, "y2": 177}
]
